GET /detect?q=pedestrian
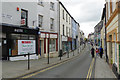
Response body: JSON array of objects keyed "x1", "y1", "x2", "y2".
[
  {"x1": 91, "y1": 47, "x2": 95, "y2": 58},
  {"x1": 96, "y1": 48, "x2": 99, "y2": 57},
  {"x1": 99, "y1": 46, "x2": 103, "y2": 58}
]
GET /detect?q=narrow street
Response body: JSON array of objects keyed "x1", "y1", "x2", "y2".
[{"x1": 21, "y1": 45, "x2": 95, "y2": 79}]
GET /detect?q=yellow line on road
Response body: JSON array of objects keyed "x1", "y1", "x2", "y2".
[
  {"x1": 89, "y1": 58, "x2": 95, "y2": 80},
  {"x1": 18, "y1": 53, "x2": 82, "y2": 79},
  {"x1": 86, "y1": 58, "x2": 95, "y2": 80}
]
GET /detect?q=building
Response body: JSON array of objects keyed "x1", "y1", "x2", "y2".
[
  {"x1": 59, "y1": 1, "x2": 72, "y2": 54},
  {"x1": 94, "y1": 21, "x2": 103, "y2": 47},
  {"x1": 1, "y1": 1, "x2": 39, "y2": 61},
  {"x1": 37, "y1": 0, "x2": 59, "y2": 58},
  {"x1": 105, "y1": 0, "x2": 120, "y2": 77},
  {"x1": 88, "y1": 33, "x2": 94, "y2": 43}
]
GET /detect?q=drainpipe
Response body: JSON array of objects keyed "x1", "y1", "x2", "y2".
[
  {"x1": 58, "y1": 1, "x2": 61, "y2": 60},
  {"x1": 105, "y1": 4, "x2": 108, "y2": 63}
]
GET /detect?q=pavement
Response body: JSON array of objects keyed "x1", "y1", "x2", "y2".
[
  {"x1": 95, "y1": 55, "x2": 116, "y2": 78},
  {"x1": 2, "y1": 46, "x2": 85, "y2": 79}
]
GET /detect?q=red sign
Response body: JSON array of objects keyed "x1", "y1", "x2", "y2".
[{"x1": 22, "y1": 41, "x2": 31, "y2": 44}]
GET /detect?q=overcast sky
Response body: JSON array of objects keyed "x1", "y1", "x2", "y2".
[{"x1": 60, "y1": 0, "x2": 105, "y2": 37}]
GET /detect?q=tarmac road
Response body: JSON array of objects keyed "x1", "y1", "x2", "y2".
[{"x1": 23, "y1": 47, "x2": 95, "y2": 79}]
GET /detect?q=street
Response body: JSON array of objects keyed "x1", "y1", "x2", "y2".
[{"x1": 20, "y1": 46, "x2": 95, "y2": 79}]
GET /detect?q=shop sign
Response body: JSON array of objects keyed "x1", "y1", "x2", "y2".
[
  {"x1": 50, "y1": 34, "x2": 57, "y2": 38},
  {"x1": 18, "y1": 40, "x2": 36, "y2": 55},
  {"x1": 14, "y1": 29, "x2": 23, "y2": 33},
  {"x1": 62, "y1": 36, "x2": 67, "y2": 41},
  {"x1": 41, "y1": 33, "x2": 45, "y2": 38}
]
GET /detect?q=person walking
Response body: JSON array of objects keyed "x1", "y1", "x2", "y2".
[
  {"x1": 96, "y1": 48, "x2": 99, "y2": 57},
  {"x1": 99, "y1": 46, "x2": 103, "y2": 58},
  {"x1": 91, "y1": 47, "x2": 95, "y2": 58}
]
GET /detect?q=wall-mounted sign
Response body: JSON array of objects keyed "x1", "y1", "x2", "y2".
[
  {"x1": 18, "y1": 40, "x2": 36, "y2": 55},
  {"x1": 2, "y1": 14, "x2": 12, "y2": 19},
  {"x1": 50, "y1": 34, "x2": 57, "y2": 38}
]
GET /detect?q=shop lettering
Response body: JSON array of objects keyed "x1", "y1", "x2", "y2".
[
  {"x1": 14, "y1": 29, "x2": 23, "y2": 33},
  {"x1": 22, "y1": 41, "x2": 33, "y2": 44}
]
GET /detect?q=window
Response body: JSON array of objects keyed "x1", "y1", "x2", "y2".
[
  {"x1": 112, "y1": 1, "x2": 116, "y2": 12},
  {"x1": 66, "y1": 14, "x2": 68, "y2": 22},
  {"x1": 108, "y1": 2, "x2": 110, "y2": 19},
  {"x1": 66, "y1": 27, "x2": 68, "y2": 36},
  {"x1": 50, "y1": 2, "x2": 54, "y2": 10},
  {"x1": 50, "y1": 18, "x2": 54, "y2": 30},
  {"x1": 21, "y1": 9, "x2": 28, "y2": 26},
  {"x1": 69, "y1": 28, "x2": 70, "y2": 36},
  {"x1": 63, "y1": 10, "x2": 64, "y2": 19},
  {"x1": 69, "y1": 17, "x2": 70, "y2": 24},
  {"x1": 63, "y1": 25, "x2": 64, "y2": 36},
  {"x1": 38, "y1": 15, "x2": 43, "y2": 27},
  {"x1": 49, "y1": 39, "x2": 56, "y2": 52},
  {"x1": 38, "y1": 0, "x2": 43, "y2": 6}
]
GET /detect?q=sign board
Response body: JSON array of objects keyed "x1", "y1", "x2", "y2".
[
  {"x1": 18, "y1": 40, "x2": 36, "y2": 55},
  {"x1": 62, "y1": 36, "x2": 67, "y2": 41},
  {"x1": 50, "y1": 34, "x2": 57, "y2": 38}
]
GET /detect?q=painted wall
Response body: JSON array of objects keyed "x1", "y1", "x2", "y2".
[
  {"x1": 2, "y1": 1, "x2": 37, "y2": 28},
  {"x1": 37, "y1": 0, "x2": 58, "y2": 33}
]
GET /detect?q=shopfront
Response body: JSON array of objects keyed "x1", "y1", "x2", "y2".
[
  {"x1": 1, "y1": 24, "x2": 39, "y2": 61},
  {"x1": 40, "y1": 32, "x2": 58, "y2": 58},
  {"x1": 62, "y1": 36, "x2": 67, "y2": 53}
]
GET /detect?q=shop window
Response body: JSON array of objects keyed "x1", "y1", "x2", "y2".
[
  {"x1": 29, "y1": 35, "x2": 35, "y2": 40},
  {"x1": 49, "y1": 39, "x2": 56, "y2": 52},
  {"x1": 21, "y1": 9, "x2": 28, "y2": 27},
  {"x1": 20, "y1": 34, "x2": 29, "y2": 40}
]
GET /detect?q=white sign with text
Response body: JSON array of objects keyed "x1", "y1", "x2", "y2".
[{"x1": 18, "y1": 40, "x2": 36, "y2": 55}]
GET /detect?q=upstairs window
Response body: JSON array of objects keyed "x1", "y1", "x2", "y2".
[
  {"x1": 63, "y1": 25, "x2": 64, "y2": 36},
  {"x1": 50, "y1": 2, "x2": 54, "y2": 10},
  {"x1": 38, "y1": 0, "x2": 44, "y2": 6},
  {"x1": 66, "y1": 14, "x2": 68, "y2": 22},
  {"x1": 63, "y1": 10, "x2": 64, "y2": 19},
  {"x1": 21, "y1": 9, "x2": 28, "y2": 27},
  {"x1": 50, "y1": 18, "x2": 54, "y2": 30},
  {"x1": 38, "y1": 15, "x2": 43, "y2": 27}
]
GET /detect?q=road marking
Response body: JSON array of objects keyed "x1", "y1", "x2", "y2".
[
  {"x1": 16, "y1": 52, "x2": 83, "y2": 79},
  {"x1": 86, "y1": 58, "x2": 95, "y2": 80}
]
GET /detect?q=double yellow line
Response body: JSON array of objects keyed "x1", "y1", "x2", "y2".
[{"x1": 86, "y1": 58, "x2": 95, "y2": 80}]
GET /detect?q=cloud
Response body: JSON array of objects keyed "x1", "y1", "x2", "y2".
[{"x1": 60, "y1": 0, "x2": 105, "y2": 37}]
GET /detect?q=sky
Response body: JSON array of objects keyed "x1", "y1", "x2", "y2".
[{"x1": 60, "y1": 0, "x2": 105, "y2": 37}]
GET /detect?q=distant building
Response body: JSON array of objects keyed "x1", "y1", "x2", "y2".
[{"x1": 94, "y1": 21, "x2": 103, "y2": 47}]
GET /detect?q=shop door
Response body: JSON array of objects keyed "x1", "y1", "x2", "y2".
[{"x1": 2, "y1": 38, "x2": 7, "y2": 60}]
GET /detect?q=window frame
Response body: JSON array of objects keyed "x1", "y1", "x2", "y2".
[{"x1": 38, "y1": 15, "x2": 43, "y2": 28}]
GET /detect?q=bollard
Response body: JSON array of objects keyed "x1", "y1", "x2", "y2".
[{"x1": 28, "y1": 53, "x2": 30, "y2": 70}]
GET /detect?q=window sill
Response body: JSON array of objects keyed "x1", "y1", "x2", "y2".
[
  {"x1": 38, "y1": 3, "x2": 44, "y2": 7},
  {"x1": 50, "y1": 8, "x2": 54, "y2": 11}
]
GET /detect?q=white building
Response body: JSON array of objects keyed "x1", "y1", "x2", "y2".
[
  {"x1": 37, "y1": 0, "x2": 59, "y2": 58},
  {"x1": 1, "y1": 0, "x2": 39, "y2": 61},
  {"x1": 59, "y1": 1, "x2": 72, "y2": 54}
]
